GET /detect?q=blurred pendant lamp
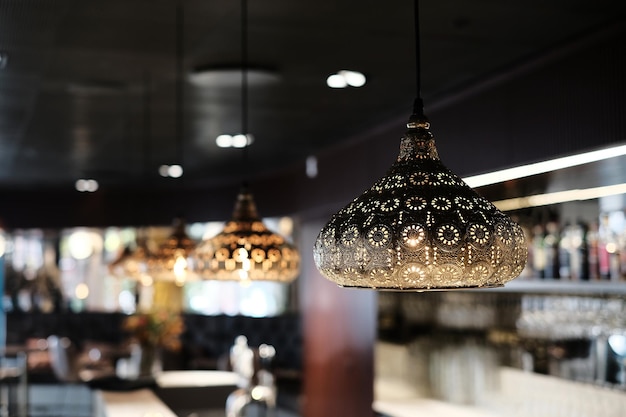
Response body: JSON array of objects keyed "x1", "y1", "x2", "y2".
[
  {"x1": 313, "y1": 0, "x2": 527, "y2": 290},
  {"x1": 150, "y1": 217, "x2": 198, "y2": 286},
  {"x1": 109, "y1": 229, "x2": 154, "y2": 285},
  {"x1": 193, "y1": 0, "x2": 300, "y2": 283},
  {"x1": 148, "y1": 1, "x2": 197, "y2": 287}
]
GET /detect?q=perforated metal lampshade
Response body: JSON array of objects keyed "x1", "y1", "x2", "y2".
[
  {"x1": 194, "y1": 188, "x2": 300, "y2": 283},
  {"x1": 148, "y1": 218, "x2": 199, "y2": 285},
  {"x1": 313, "y1": 113, "x2": 527, "y2": 290},
  {"x1": 108, "y1": 238, "x2": 152, "y2": 280}
]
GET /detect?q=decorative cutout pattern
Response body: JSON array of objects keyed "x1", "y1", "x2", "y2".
[
  {"x1": 313, "y1": 120, "x2": 527, "y2": 290},
  {"x1": 195, "y1": 191, "x2": 300, "y2": 282}
]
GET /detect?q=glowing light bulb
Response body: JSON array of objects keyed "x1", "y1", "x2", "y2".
[
  {"x1": 326, "y1": 73, "x2": 347, "y2": 88},
  {"x1": 216, "y1": 134, "x2": 233, "y2": 148},
  {"x1": 140, "y1": 274, "x2": 154, "y2": 287},
  {"x1": 75, "y1": 283, "x2": 90, "y2": 300},
  {"x1": 340, "y1": 70, "x2": 366, "y2": 87},
  {"x1": 168, "y1": 164, "x2": 183, "y2": 178},
  {"x1": 173, "y1": 255, "x2": 188, "y2": 285}
]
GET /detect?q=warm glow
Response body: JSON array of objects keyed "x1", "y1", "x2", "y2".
[
  {"x1": 606, "y1": 242, "x2": 618, "y2": 254},
  {"x1": 313, "y1": 117, "x2": 526, "y2": 290},
  {"x1": 193, "y1": 191, "x2": 300, "y2": 283},
  {"x1": 67, "y1": 230, "x2": 96, "y2": 260},
  {"x1": 140, "y1": 274, "x2": 154, "y2": 287},
  {"x1": 239, "y1": 274, "x2": 252, "y2": 287},
  {"x1": 75, "y1": 283, "x2": 90, "y2": 299},
  {"x1": 464, "y1": 144, "x2": 626, "y2": 188},
  {"x1": 173, "y1": 255, "x2": 188, "y2": 286}
]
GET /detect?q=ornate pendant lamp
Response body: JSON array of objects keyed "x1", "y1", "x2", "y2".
[
  {"x1": 194, "y1": 185, "x2": 300, "y2": 282},
  {"x1": 108, "y1": 231, "x2": 153, "y2": 282},
  {"x1": 145, "y1": 3, "x2": 197, "y2": 288},
  {"x1": 193, "y1": 0, "x2": 300, "y2": 283},
  {"x1": 313, "y1": 1, "x2": 527, "y2": 290},
  {"x1": 149, "y1": 218, "x2": 198, "y2": 286}
]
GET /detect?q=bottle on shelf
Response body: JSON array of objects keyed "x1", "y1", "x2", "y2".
[
  {"x1": 597, "y1": 214, "x2": 612, "y2": 280},
  {"x1": 576, "y1": 221, "x2": 590, "y2": 281},
  {"x1": 531, "y1": 224, "x2": 546, "y2": 279},
  {"x1": 587, "y1": 221, "x2": 600, "y2": 281},
  {"x1": 558, "y1": 222, "x2": 572, "y2": 280},
  {"x1": 543, "y1": 221, "x2": 561, "y2": 280}
]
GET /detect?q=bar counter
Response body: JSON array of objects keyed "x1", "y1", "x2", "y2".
[
  {"x1": 94, "y1": 389, "x2": 177, "y2": 417},
  {"x1": 93, "y1": 370, "x2": 240, "y2": 417},
  {"x1": 374, "y1": 367, "x2": 626, "y2": 417}
]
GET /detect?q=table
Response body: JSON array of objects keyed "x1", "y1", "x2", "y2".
[
  {"x1": 94, "y1": 389, "x2": 177, "y2": 417},
  {"x1": 155, "y1": 370, "x2": 240, "y2": 388},
  {"x1": 374, "y1": 398, "x2": 501, "y2": 417},
  {"x1": 154, "y1": 371, "x2": 239, "y2": 415}
]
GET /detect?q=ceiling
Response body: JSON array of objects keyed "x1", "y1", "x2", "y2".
[{"x1": 1, "y1": 0, "x2": 626, "y2": 193}]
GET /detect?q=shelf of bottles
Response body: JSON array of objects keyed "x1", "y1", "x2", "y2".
[{"x1": 487, "y1": 202, "x2": 626, "y2": 294}]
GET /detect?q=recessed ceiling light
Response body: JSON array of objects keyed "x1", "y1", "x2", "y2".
[
  {"x1": 326, "y1": 70, "x2": 366, "y2": 88},
  {"x1": 216, "y1": 135, "x2": 233, "y2": 148},
  {"x1": 167, "y1": 164, "x2": 183, "y2": 178},
  {"x1": 159, "y1": 164, "x2": 184, "y2": 178},
  {"x1": 326, "y1": 74, "x2": 348, "y2": 88},
  {"x1": 75, "y1": 179, "x2": 99, "y2": 192},
  {"x1": 340, "y1": 70, "x2": 366, "y2": 87},
  {"x1": 215, "y1": 134, "x2": 254, "y2": 148}
]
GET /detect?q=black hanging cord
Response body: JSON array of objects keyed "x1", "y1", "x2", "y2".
[
  {"x1": 241, "y1": 0, "x2": 250, "y2": 171},
  {"x1": 412, "y1": 0, "x2": 424, "y2": 117},
  {"x1": 176, "y1": 0, "x2": 184, "y2": 168}
]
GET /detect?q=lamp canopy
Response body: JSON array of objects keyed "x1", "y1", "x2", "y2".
[
  {"x1": 313, "y1": 112, "x2": 527, "y2": 290},
  {"x1": 194, "y1": 187, "x2": 300, "y2": 283}
]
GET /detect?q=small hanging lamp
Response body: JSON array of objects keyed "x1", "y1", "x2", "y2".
[
  {"x1": 194, "y1": 185, "x2": 299, "y2": 283},
  {"x1": 313, "y1": 0, "x2": 527, "y2": 290},
  {"x1": 193, "y1": 0, "x2": 300, "y2": 283},
  {"x1": 149, "y1": 217, "x2": 198, "y2": 286},
  {"x1": 108, "y1": 231, "x2": 153, "y2": 281},
  {"x1": 137, "y1": 2, "x2": 196, "y2": 288}
]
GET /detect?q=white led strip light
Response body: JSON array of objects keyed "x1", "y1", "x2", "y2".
[{"x1": 463, "y1": 144, "x2": 626, "y2": 188}]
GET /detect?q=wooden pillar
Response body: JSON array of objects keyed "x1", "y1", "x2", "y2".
[{"x1": 299, "y1": 218, "x2": 377, "y2": 417}]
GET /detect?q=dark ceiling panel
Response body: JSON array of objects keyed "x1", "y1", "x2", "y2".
[{"x1": 0, "y1": 0, "x2": 625, "y2": 193}]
